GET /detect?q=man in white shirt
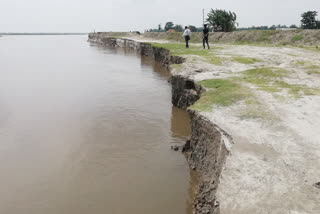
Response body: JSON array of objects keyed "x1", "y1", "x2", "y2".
[{"x1": 183, "y1": 26, "x2": 191, "y2": 48}]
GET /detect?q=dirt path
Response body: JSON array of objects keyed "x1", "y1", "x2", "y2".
[{"x1": 121, "y1": 34, "x2": 320, "y2": 213}]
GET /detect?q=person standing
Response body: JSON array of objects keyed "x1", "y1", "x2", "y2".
[
  {"x1": 183, "y1": 26, "x2": 191, "y2": 48},
  {"x1": 203, "y1": 24, "x2": 210, "y2": 49}
]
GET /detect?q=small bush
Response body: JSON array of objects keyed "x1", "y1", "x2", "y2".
[{"x1": 291, "y1": 35, "x2": 304, "y2": 42}]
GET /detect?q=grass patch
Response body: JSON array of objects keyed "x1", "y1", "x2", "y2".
[
  {"x1": 151, "y1": 42, "x2": 225, "y2": 65},
  {"x1": 305, "y1": 65, "x2": 320, "y2": 69},
  {"x1": 151, "y1": 43, "x2": 214, "y2": 57},
  {"x1": 291, "y1": 35, "x2": 304, "y2": 42},
  {"x1": 243, "y1": 67, "x2": 288, "y2": 78},
  {"x1": 206, "y1": 56, "x2": 223, "y2": 65},
  {"x1": 273, "y1": 94, "x2": 286, "y2": 102},
  {"x1": 234, "y1": 67, "x2": 320, "y2": 97},
  {"x1": 258, "y1": 30, "x2": 279, "y2": 42},
  {"x1": 294, "y1": 60, "x2": 310, "y2": 66},
  {"x1": 274, "y1": 81, "x2": 320, "y2": 98},
  {"x1": 190, "y1": 79, "x2": 251, "y2": 111},
  {"x1": 238, "y1": 106, "x2": 276, "y2": 120},
  {"x1": 307, "y1": 70, "x2": 320, "y2": 75},
  {"x1": 232, "y1": 57, "x2": 262, "y2": 64},
  {"x1": 299, "y1": 46, "x2": 320, "y2": 52}
]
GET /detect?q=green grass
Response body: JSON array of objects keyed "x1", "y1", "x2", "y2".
[
  {"x1": 232, "y1": 67, "x2": 288, "y2": 93},
  {"x1": 151, "y1": 43, "x2": 213, "y2": 57},
  {"x1": 151, "y1": 42, "x2": 225, "y2": 65},
  {"x1": 243, "y1": 67, "x2": 288, "y2": 78},
  {"x1": 294, "y1": 60, "x2": 310, "y2": 66},
  {"x1": 294, "y1": 63, "x2": 320, "y2": 75},
  {"x1": 257, "y1": 30, "x2": 279, "y2": 42},
  {"x1": 190, "y1": 79, "x2": 251, "y2": 111},
  {"x1": 190, "y1": 77, "x2": 279, "y2": 120},
  {"x1": 232, "y1": 67, "x2": 319, "y2": 98},
  {"x1": 206, "y1": 56, "x2": 223, "y2": 65},
  {"x1": 300, "y1": 46, "x2": 320, "y2": 52},
  {"x1": 305, "y1": 65, "x2": 320, "y2": 69},
  {"x1": 274, "y1": 81, "x2": 320, "y2": 98},
  {"x1": 291, "y1": 35, "x2": 304, "y2": 42},
  {"x1": 238, "y1": 106, "x2": 276, "y2": 120},
  {"x1": 232, "y1": 57, "x2": 262, "y2": 64}
]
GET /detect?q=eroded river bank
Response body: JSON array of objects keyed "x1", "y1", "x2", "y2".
[{"x1": 89, "y1": 32, "x2": 320, "y2": 214}]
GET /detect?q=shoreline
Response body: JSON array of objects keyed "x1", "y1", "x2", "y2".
[
  {"x1": 88, "y1": 32, "x2": 320, "y2": 214},
  {"x1": 88, "y1": 33, "x2": 232, "y2": 214}
]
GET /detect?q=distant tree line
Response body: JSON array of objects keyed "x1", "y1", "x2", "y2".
[
  {"x1": 237, "y1": 24, "x2": 298, "y2": 31},
  {"x1": 148, "y1": 22, "x2": 204, "y2": 32},
  {"x1": 147, "y1": 9, "x2": 320, "y2": 33},
  {"x1": 237, "y1": 11, "x2": 320, "y2": 31}
]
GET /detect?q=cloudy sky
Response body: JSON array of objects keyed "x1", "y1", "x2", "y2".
[{"x1": 0, "y1": 0, "x2": 319, "y2": 32}]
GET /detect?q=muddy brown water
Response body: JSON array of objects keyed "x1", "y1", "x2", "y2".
[{"x1": 0, "y1": 35, "x2": 194, "y2": 214}]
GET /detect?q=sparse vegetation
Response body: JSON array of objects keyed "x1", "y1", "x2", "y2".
[
  {"x1": 206, "y1": 56, "x2": 223, "y2": 65},
  {"x1": 151, "y1": 43, "x2": 212, "y2": 56},
  {"x1": 238, "y1": 104, "x2": 277, "y2": 120},
  {"x1": 294, "y1": 60, "x2": 310, "y2": 66},
  {"x1": 305, "y1": 65, "x2": 320, "y2": 69},
  {"x1": 190, "y1": 79, "x2": 251, "y2": 111},
  {"x1": 233, "y1": 67, "x2": 320, "y2": 98},
  {"x1": 291, "y1": 35, "x2": 304, "y2": 42},
  {"x1": 307, "y1": 70, "x2": 320, "y2": 75},
  {"x1": 258, "y1": 30, "x2": 279, "y2": 42},
  {"x1": 301, "y1": 65, "x2": 320, "y2": 75},
  {"x1": 151, "y1": 42, "x2": 225, "y2": 65},
  {"x1": 232, "y1": 57, "x2": 262, "y2": 64},
  {"x1": 274, "y1": 81, "x2": 320, "y2": 97}
]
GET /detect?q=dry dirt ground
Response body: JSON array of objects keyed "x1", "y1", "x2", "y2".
[{"x1": 127, "y1": 35, "x2": 320, "y2": 214}]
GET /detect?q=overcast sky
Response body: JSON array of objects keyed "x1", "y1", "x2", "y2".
[{"x1": 0, "y1": 0, "x2": 319, "y2": 32}]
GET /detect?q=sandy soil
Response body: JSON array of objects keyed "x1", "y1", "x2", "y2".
[
  {"x1": 124, "y1": 35, "x2": 320, "y2": 213},
  {"x1": 181, "y1": 45, "x2": 320, "y2": 214}
]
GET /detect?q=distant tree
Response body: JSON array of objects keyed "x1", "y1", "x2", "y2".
[
  {"x1": 196, "y1": 27, "x2": 204, "y2": 32},
  {"x1": 164, "y1": 22, "x2": 174, "y2": 31},
  {"x1": 301, "y1": 11, "x2": 318, "y2": 29},
  {"x1": 158, "y1": 24, "x2": 162, "y2": 31},
  {"x1": 290, "y1": 24, "x2": 298, "y2": 28},
  {"x1": 173, "y1": 25, "x2": 183, "y2": 32},
  {"x1": 270, "y1": 25, "x2": 277, "y2": 30},
  {"x1": 188, "y1": 25, "x2": 197, "y2": 32},
  {"x1": 206, "y1": 9, "x2": 238, "y2": 32},
  {"x1": 317, "y1": 21, "x2": 320, "y2": 29},
  {"x1": 149, "y1": 27, "x2": 165, "y2": 32}
]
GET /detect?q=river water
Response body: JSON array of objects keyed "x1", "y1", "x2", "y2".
[{"x1": 0, "y1": 35, "x2": 193, "y2": 214}]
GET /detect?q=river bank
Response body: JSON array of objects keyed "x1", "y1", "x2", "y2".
[{"x1": 88, "y1": 32, "x2": 320, "y2": 214}]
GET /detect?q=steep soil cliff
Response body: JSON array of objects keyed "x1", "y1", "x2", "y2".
[{"x1": 88, "y1": 33, "x2": 232, "y2": 214}]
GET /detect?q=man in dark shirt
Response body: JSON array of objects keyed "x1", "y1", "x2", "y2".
[{"x1": 203, "y1": 24, "x2": 210, "y2": 49}]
